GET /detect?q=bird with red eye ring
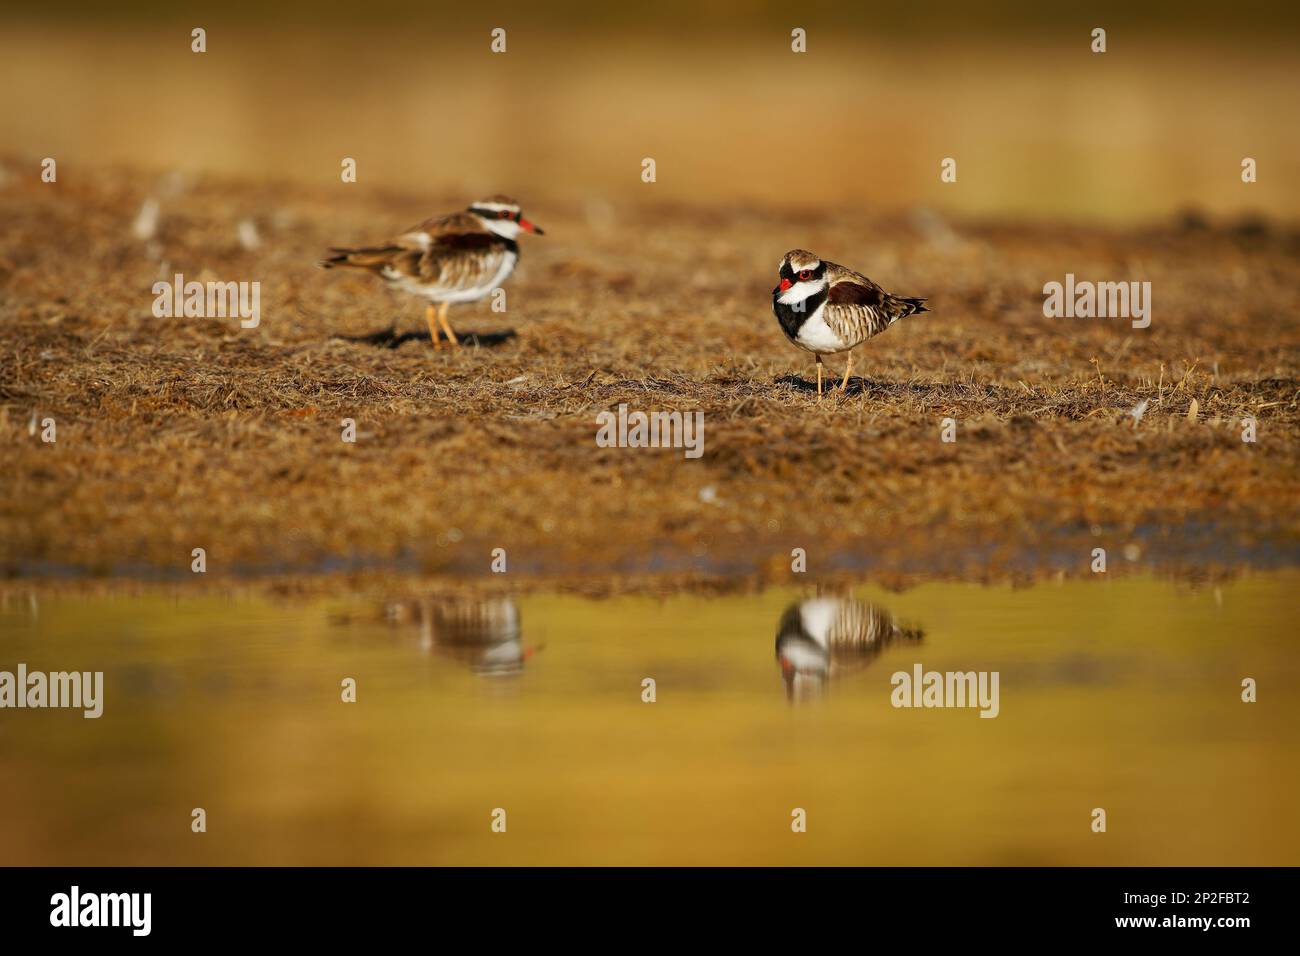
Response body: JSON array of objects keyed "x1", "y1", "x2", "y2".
[
  {"x1": 317, "y1": 195, "x2": 544, "y2": 351},
  {"x1": 771, "y1": 247, "x2": 931, "y2": 399}
]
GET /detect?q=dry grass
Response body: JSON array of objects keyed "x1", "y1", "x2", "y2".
[{"x1": 1, "y1": 161, "x2": 1298, "y2": 581}]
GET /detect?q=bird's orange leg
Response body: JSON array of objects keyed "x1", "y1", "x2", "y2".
[
  {"x1": 840, "y1": 350, "x2": 854, "y2": 391},
  {"x1": 426, "y1": 303, "x2": 445, "y2": 349},
  {"x1": 816, "y1": 355, "x2": 824, "y2": 398},
  {"x1": 436, "y1": 302, "x2": 461, "y2": 348}
]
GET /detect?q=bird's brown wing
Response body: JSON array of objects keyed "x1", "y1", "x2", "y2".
[
  {"x1": 379, "y1": 212, "x2": 511, "y2": 288},
  {"x1": 822, "y1": 271, "x2": 893, "y2": 343},
  {"x1": 821, "y1": 264, "x2": 927, "y2": 344},
  {"x1": 403, "y1": 211, "x2": 490, "y2": 241},
  {"x1": 319, "y1": 212, "x2": 510, "y2": 292},
  {"x1": 415, "y1": 232, "x2": 514, "y2": 291}
]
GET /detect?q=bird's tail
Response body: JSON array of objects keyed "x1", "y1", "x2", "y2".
[
  {"x1": 316, "y1": 245, "x2": 400, "y2": 270},
  {"x1": 900, "y1": 296, "x2": 929, "y2": 316}
]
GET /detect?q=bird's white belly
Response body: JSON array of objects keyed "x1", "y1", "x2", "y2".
[
  {"x1": 798, "y1": 599, "x2": 841, "y2": 650},
  {"x1": 793, "y1": 303, "x2": 849, "y2": 354}
]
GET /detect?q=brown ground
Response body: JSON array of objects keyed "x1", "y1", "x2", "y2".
[{"x1": 1, "y1": 162, "x2": 1298, "y2": 582}]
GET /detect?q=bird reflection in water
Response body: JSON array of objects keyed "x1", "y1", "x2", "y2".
[
  {"x1": 385, "y1": 597, "x2": 534, "y2": 677},
  {"x1": 775, "y1": 597, "x2": 922, "y2": 702}
]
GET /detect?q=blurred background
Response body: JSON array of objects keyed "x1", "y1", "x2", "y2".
[{"x1": 2, "y1": 0, "x2": 1297, "y2": 223}]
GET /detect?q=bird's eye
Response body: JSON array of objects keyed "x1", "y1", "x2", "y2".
[
  {"x1": 798, "y1": 270, "x2": 812, "y2": 281},
  {"x1": 498, "y1": 210, "x2": 510, "y2": 219}
]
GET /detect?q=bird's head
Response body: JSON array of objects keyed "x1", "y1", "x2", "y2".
[
  {"x1": 468, "y1": 195, "x2": 545, "y2": 239},
  {"x1": 774, "y1": 249, "x2": 828, "y2": 303}
]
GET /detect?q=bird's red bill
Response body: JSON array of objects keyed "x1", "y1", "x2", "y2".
[
  {"x1": 519, "y1": 218, "x2": 544, "y2": 235},
  {"x1": 778, "y1": 278, "x2": 793, "y2": 292}
]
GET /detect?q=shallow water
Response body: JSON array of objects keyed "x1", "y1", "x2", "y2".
[{"x1": 0, "y1": 574, "x2": 1296, "y2": 865}]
